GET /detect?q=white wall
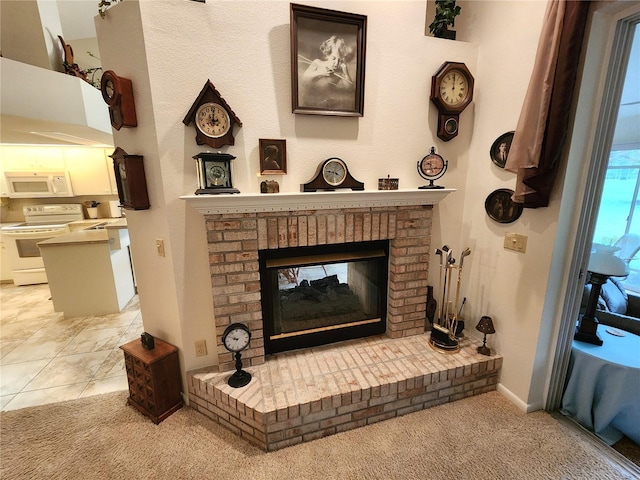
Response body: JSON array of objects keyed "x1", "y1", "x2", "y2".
[
  {"x1": 457, "y1": 1, "x2": 551, "y2": 409},
  {"x1": 97, "y1": 0, "x2": 554, "y2": 407}
]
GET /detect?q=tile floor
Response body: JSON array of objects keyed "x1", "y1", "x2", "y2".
[{"x1": 0, "y1": 282, "x2": 143, "y2": 411}]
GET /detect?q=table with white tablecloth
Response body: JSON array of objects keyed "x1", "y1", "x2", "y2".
[{"x1": 561, "y1": 328, "x2": 640, "y2": 445}]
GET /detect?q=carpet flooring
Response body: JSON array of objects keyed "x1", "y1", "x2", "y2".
[{"x1": 1, "y1": 390, "x2": 637, "y2": 479}]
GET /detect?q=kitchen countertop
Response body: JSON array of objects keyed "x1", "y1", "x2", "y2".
[
  {"x1": 38, "y1": 229, "x2": 110, "y2": 246},
  {"x1": 39, "y1": 218, "x2": 128, "y2": 247},
  {"x1": 69, "y1": 218, "x2": 126, "y2": 228}
]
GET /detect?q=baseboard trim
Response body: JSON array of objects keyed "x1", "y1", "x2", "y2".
[{"x1": 497, "y1": 383, "x2": 543, "y2": 413}]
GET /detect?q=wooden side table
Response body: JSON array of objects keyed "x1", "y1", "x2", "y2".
[{"x1": 120, "y1": 337, "x2": 183, "y2": 424}]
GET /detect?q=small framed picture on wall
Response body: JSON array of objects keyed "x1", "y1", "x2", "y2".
[{"x1": 259, "y1": 139, "x2": 287, "y2": 175}]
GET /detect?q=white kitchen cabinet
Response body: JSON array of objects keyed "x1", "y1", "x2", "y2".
[
  {"x1": 0, "y1": 146, "x2": 66, "y2": 171},
  {"x1": 64, "y1": 148, "x2": 115, "y2": 195},
  {"x1": 0, "y1": 233, "x2": 13, "y2": 283}
]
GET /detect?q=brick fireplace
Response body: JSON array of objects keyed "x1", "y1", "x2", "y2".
[
  {"x1": 193, "y1": 190, "x2": 452, "y2": 372},
  {"x1": 183, "y1": 190, "x2": 502, "y2": 451}
]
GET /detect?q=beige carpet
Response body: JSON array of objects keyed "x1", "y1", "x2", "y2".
[{"x1": 0, "y1": 391, "x2": 636, "y2": 480}]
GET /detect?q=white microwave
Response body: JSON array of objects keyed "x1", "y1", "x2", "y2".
[{"x1": 3, "y1": 171, "x2": 74, "y2": 198}]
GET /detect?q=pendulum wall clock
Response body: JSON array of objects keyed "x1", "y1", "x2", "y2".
[
  {"x1": 109, "y1": 147, "x2": 150, "y2": 210},
  {"x1": 430, "y1": 61, "x2": 474, "y2": 142},
  {"x1": 101, "y1": 70, "x2": 137, "y2": 130}
]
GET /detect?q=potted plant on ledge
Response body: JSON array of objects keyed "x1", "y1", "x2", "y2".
[
  {"x1": 429, "y1": 0, "x2": 462, "y2": 40},
  {"x1": 83, "y1": 200, "x2": 101, "y2": 219}
]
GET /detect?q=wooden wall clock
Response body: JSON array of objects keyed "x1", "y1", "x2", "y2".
[
  {"x1": 302, "y1": 158, "x2": 364, "y2": 192},
  {"x1": 430, "y1": 62, "x2": 474, "y2": 141},
  {"x1": 183, "y1": 81, "x2": 242, "y2": 148},
  {"x1": 109, "y1": 147, "x2": 150, "y2": 210},
  {"x1": 101, "y1": 70, "x2": 137, "y2": 130}
]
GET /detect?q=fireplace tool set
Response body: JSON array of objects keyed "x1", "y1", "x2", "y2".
[{"x1": 430, "y1": 245, "x2": 471, "y2": 353}]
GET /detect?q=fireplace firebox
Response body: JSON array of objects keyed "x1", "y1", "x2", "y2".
[{"x1": 259, "y1": 241, "x2": 389, "y2": 354}]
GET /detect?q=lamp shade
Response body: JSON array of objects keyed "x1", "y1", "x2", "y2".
[
  {"x1": 588, "y1": 244, "x2": 629, "y2": 277},
  {"x1": 476, "y1": 316, "x2": 495, "y2": 334}
]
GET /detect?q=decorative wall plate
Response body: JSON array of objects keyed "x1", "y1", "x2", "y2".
[
  {"x1": 485, "y1": 188, "x2": 522, "y2": 223},
  {"x1": 490, "y1": 131, "x2": 514, "y2": 168}
]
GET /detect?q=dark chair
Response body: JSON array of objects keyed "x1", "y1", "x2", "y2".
[{"x1": 582, "y1": 277, "x2": 640, "y2": 336}]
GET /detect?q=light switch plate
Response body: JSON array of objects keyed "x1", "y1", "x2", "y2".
[
  {"x1": 155, "y1": 239, "x2": 165, "y2": 257},
  {"x1": 504, "y1": 233, "x2": 527, "y2": 253}
]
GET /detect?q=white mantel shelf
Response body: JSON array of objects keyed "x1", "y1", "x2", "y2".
[{"x1": 181, "y1": 189, "x2": 456, "y2": 214}]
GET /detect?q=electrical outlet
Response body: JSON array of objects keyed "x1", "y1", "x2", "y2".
[
  {"x1": 195, "y1": 339, "x2": 207, "y2": 357},
  {"x1": 155, "y1": 239, "x2": 165, "y2": 257},
  {"x1": 504, "y1": 233, "x2": 527, "y2": 253}
]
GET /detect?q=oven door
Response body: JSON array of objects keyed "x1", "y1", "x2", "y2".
[{"x1": 1, "y1": 226, "x2": 69, "y2": 284}]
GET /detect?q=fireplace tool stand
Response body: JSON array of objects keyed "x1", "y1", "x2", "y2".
[{"x1": 430, "y1": 246, "x2": 471, "y2": 353}]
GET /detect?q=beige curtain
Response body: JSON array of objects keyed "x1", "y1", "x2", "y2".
[{"x1": 505, "y1": 0, "x2": 592, "y2": 208}]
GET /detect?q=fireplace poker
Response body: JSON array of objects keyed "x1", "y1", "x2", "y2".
[
  {"x1": 450, "y1": 248, "x2": 471, "y2": 338},
  {"x1": 443, "y1": 250, "x2": 455, "y2": 331},
  {"x1": 458, "y1": 297, "x2": 467, "y2": 318},
  {"x1": 440, "y1": 246, "x2": 453, "y2": 327},
  {"x1": 435, "y1": 248, "x2": 445, "y2": 326}
]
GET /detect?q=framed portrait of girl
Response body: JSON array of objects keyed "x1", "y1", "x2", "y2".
[{"x1": 290, "y1": 4, "x2": 367, "y2": 117}]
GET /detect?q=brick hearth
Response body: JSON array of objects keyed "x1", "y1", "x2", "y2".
[
  {"x1": 188, "y1": 333, "x2": 502, "y2": 451},
  {"x1": 182, "y1": 190, "x2": 498, "y2": 450}
]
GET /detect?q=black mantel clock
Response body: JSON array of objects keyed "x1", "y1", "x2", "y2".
[{"x1": 194, "y1": 152, "x2": 240, "y2": 195}]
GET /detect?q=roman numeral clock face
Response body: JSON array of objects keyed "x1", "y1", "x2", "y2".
[
  {"x1": 439, "y1": 70, "x2": 468, "y2": 107},
  {"x1": 430, "y1": 62, "x2": 474, "y2": 142},
  {"x1": 195, "y1": 103, "x2": 231, "y2": 138}
]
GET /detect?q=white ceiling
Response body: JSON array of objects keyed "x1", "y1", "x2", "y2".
[
  {"x1": 56, "y1": 0, "x2": 99, "y2": 41},
  {"x1": 0, "y1": 0, "x2": 110, "y2": 146}
]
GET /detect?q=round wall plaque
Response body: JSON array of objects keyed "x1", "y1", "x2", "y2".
[{"x1": 485, "y1": 188, "x2": 523, "y2": 223}]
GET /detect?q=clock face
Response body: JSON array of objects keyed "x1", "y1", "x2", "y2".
[
  {"x1": 439, "y1": 69, "x2": 469, "y2": 107},
  {"x1": 420, "y1": 154, "x2": 445, "y2": 177},
  {"x1": 322, "y1": 158, "x2": 347, "y2": 186},
  {"x1": 104, "y1": 79, "x2": 115, "y2": 100},
  {"x1": 195, "y1": 103, "x2": 231, "y2": 139},
  {"x1": 417, "y1": 148, "x2": 447, "y2": 183},
  {"x1": 101, "y1": 71, "x2": 119, "y2": 106},
  {"x1": 205, "y1": 162, "x2": 229, "y2": 187},
  {"x1": 222, "y1": 323, "x2": 251, "y2": 353}
]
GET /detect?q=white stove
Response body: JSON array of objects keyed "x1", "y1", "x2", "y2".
[{"x1": 1, "y1": 204, "x2": 84, "y2": 285}]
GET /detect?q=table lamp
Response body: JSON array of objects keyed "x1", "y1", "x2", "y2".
[
  {"x1": 476, "y1": 316, "x2": 495, "y2": 356},
  {"x1": 575, "y1": 244, "x2": 629, "y2": 346}
]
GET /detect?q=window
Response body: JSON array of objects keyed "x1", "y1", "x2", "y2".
[{"x1": 592, "y1": 24, "x2": 640, "y2": 293}]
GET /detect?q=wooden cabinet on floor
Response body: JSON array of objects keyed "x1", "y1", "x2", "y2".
[{"x1": 120, "y1": 338, "x2": 183, "y2": 424}]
